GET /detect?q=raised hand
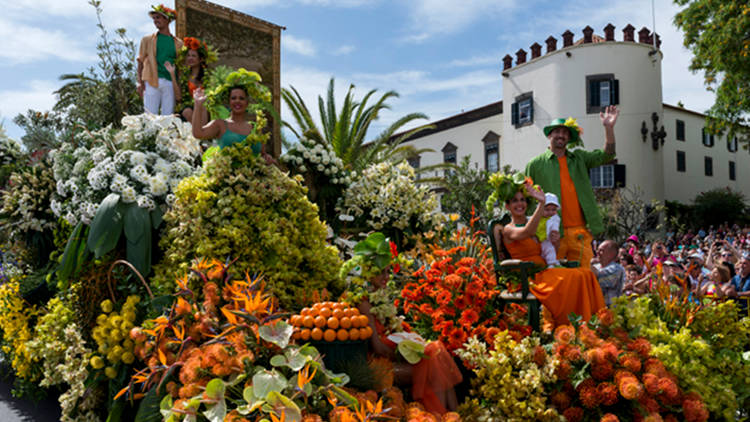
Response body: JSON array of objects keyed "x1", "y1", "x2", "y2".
[
  {"x1": 164, "y1": 61, "x2": 175, "y2": 75},
  {"x1": 600, "y1": 105, "x2": 619, "y2": 129},
  {"x1": 192, "y1": 87, "x2": 207, "y2": 105},
  {"x1": 525, "y1": 182, "x2": 546, "y2": 204}
]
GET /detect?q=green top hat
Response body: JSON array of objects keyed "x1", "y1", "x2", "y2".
[{"x1": 543, "y1": 117, "x2": 584, "y2": 148}]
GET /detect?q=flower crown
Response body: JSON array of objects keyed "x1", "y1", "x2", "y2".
[
  {"x1": 177, "y1": 37, "x2": 218, "y2": 66},
  {"x1": 485, "y1": 171, "x2": 537, "y2": 213},
  {"x1": 563, "y1": 117, "x2": 584, "y2": 148},
  {"x1": 205, "y1": 68, "x2": 272, "y2": 117},
  {"x1": 150, "y1": 4, "x2": 176, "y2": 21}
]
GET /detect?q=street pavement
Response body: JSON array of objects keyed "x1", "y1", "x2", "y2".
[{"x1": 0, "y1": 372, "x2": 60, "y2": 422}]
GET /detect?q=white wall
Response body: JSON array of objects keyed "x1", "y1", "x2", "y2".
[{"x1": 502, "y1": 41, "x2": 665, "y2": 202}]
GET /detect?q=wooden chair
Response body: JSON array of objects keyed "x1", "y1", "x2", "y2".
[{"x1": 487, "y1": 214, "x2": 542, "y2": 331}]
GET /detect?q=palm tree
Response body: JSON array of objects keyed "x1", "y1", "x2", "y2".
[{"x1": 282, "y1": 78, "x2": 441, "y2": 173}]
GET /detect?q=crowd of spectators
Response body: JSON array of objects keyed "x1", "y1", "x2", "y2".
[{"x1": 590, "y1": 223, "x2": 750, "y2": 311}]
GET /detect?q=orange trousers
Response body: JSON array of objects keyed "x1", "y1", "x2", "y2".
[{"x1": 557, "y1": 226, "x2": 594, "y2": 267}]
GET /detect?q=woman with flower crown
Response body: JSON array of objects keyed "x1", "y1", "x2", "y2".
[
  {"x1": 164, "y1": 37, "x2": 217, "y2": 121},
  {"x1": 501, "y1": 179, "x2": 605, "y2": 328},
  {"x1": 191, "y1": 68, "x2": 274, "y2": 163}
]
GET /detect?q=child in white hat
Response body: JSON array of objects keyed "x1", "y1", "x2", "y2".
[{"x1": 536, "y1": 192, "x2": 561, "y2": 267}]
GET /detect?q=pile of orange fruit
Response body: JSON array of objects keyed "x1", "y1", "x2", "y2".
[{"x1": 290, "y1": 301, "x2": 373, "y2": 342}]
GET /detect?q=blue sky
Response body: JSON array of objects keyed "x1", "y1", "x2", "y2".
[{"x1": 0, "y1": 0, "x2": 714, "y2": 141}]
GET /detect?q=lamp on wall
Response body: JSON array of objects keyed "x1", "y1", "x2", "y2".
[{"x1": 642, "y1": 112, "x2": 666, "y2": 151}]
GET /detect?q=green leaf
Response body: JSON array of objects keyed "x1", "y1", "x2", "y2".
[
  {"x1": 512, "y1": 172, "x2": 526, "y2": 184},
  {"x1": 204, "y1": 378, "x2": 225, "y2": 400},
  {"x1": 123, "y1": 204, "x2": 150, "y2": 243},
  {"x1": 202, "y1": 146, "x2": 220, "y2": 164},
  {"x1": 285, "y1": 349, "x2": 310, "y2": 371},
  {"x1": 269, "y1": 355, "x2": 287, "y2": 368},
  {"x1": 397, "y1": 340, "x2": 425, "y2": 364},
  {"x1": 252, "y1": 371, "x2": 287, "y2": 399},
  {"x1": 265, "y1": 391, "x2": 302, "y2": 422},
  {"x1": 258, "y1": 321, "x2": 293, "y2": 349},
  {"x1": 134, "y1": 385, "x2": 164, "y2": 422},
  {"x1": 58, "y1": 222, "x2": 85, "y2": 281},
  {"x1": 159, "y1": 395, "x2": 174, "y2": 420},
  {"x1": 151, "y1": 207, "x2": 163, "y2": 229},
  {"x1": 203, "y1": 399, "x2": 226, "y2": 422},
  {"x1": 88, "y1": 193, "x2": 124, "y2": 257},
  {"x1": 106, "y1": 398, "x2": 125, "y2": 422},
  {"x1": 126, "y1": 220, "x2": 151, "y2": 277}
]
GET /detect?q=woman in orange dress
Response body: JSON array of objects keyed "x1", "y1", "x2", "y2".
[{"x1": 502, "y1": 183, "x2": 605, "y2": 327}]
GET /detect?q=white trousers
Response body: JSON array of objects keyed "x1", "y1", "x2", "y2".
[
  {"x1": 143, "y1": 78, "x2": 175, "y2": 115},
  {"x1": 541, "y1": 239, "x2": 560, "y2": 267}
]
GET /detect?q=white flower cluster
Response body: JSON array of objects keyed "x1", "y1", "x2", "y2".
[
  {"x1": 337, "y1": 161, "x2": 440, "y2": 232},
  {"x1": 58, "y1": 325, "x2": 100, "y2": 422},
  {"x1": 281, "y1": 137, "x2": 352, "y2": 186},
  {"x1": 49, "y1": 114, "x2": 202, "y2": 225}
]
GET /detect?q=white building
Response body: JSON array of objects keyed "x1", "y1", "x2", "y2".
[{"x1": 400, "y1": 24, "x2": 749, "y2": 205}]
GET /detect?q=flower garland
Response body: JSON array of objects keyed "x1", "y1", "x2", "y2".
[
  {"x1": 563, "y1": 117, "x2": 584, "y2": 149},
  {"x1": 150, "y1": 4, "x2": 176, "y2": 21},
  {"x1": 205, "y1": 68, "x2": 272, "y2": 118},
  {"x1": 485, "y1": 171, "x2": 536, "y2": 213}
]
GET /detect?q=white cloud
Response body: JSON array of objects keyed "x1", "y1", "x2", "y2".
[
  {"x1": 0, "y1": 80, "x2": 59, "y2": 122},
  {"x1": 284, "y1": 34, "x2": 317, "y2": 56},
  {"x1": 446, "y1": 54, "x2": 500, "y2": 68},
  {"x1": 403, "y1": 0, "x2": 518, "y2": 43},
  {"x1": 332, "y1": 45, "x2": 356, "y2": 56},
  {"x1": 0, "y1": 18, "x2": 93, "y2": 64}
]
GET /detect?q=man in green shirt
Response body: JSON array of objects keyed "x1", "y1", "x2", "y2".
[
  {"x1": 137, "y1": 5, "x2": 183, "y2": 115},
  {"x1": 525, "y1": 105, "x2": 619, "y2": 266}
]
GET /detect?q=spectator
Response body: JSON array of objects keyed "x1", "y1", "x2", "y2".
[
  {"x1": 686, "y1": 251, "x2": 708, "y2": 290},
  {"x1": 591, "y1": 240, "x2": 626, "y2": 306},
  {"x1": 732, "y1": 257, "x2": 750, "y2": 301},
  {"x1": 698, "y1": 264, "x2": 735, "y2": 298},
  {"x1": 623, "y1": 264, "x2": 648, "y2": 296},
  {"x1": 633, "y1": 251, "x2": 649, "y2": 274},
  {"x1": 648, "y1": 240, "x2": 674, "y2": 268},
  {"x1": 626, "y1": 235, "x2": 639, "y2": 256}
]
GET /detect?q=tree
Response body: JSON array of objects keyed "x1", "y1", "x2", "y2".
[
  {"x1": 46, "y1": 0, "x2": 141, "y2": 133},
  {"x1": 692, "y1": 187, "x2": 748, "y2": 227},
  {"x1": 282, "y1": 78, "x2": 432, "y2": 171},
  {"x1": 440, "y1": 156, "x2": 499, "y2": 228},
  {"x1": 599, "y1": 186, "x2": 664, "y2": 243},
  {"x1": 673, "y1": 0, "x2": 750, "y2": 144}
]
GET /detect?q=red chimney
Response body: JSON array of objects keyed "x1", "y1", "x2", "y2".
[
  {"x1": 562, "y1": 30, "x2": 574, "y2": 47},
  {"x1": 638, "y1": 27, "x2": 652, "y2": 44},
  {"x1": 516, "y1": 48, "x2": 527, "y2": 65},
  {"x1": 530, "y1": 42, "x2": 542, "y2": 59},
  {"x1": 545, "y1": 36, "x2": 557, "y2": 53},
  {"x1": 502, "y1": 54, "x2": 513, "y2": 70},
  {"x1": 582, "y1": 26, "x2": 594, "y2": 43},
  {"x1": 623, "y1": 24, "x2": 635, "y2": 42},
  {"x1": 604, "y1": 23, "x2": 615, "y2": 41}
]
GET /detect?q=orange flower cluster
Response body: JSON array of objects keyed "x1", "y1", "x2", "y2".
[
  {"x1": 183, "y1": 37, "x2": 202, "y2": 51},
  {"x1": 118, "y1": 258, "x2": 275, "y2": 406},
  {"x1": 549, "y1": 308, "x2": 709, "y2": 422},
  {"x1": 401, "y1": 220, "x2": 529, "y2": 352}
]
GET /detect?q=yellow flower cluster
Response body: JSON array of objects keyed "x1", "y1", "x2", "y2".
[
  {"x1": 0, "y1": 280, "x2": 39, "y2": 380},
  {"x1": 90, "y1": 296, "x2": 140, "y2": 378}
]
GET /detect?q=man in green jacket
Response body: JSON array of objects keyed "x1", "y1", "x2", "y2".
[{"x1": 525, "y1": 105, "x2": 619, "y2": 266}]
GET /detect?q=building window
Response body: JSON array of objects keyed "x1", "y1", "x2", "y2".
[
  {"x1": 590, "y1": 165, "x2": 615, "y2": 188},
  {"x1": 729, "y1": 161, "x2": 736, "y2": 181},
  {"x1": 676, "y1": 150, "x2": 686, "y2": 172},
  {"x1": 728, "y1": 137, "x2": 738, "y2": 152},
  {"x1": 702, "y1": 128, "x2": 714, "y2": 147},
  {"x1": 510, "y1": 92, "x2": 533, "y2": 127},
  {"x1": 704, "y1": 156, "x2": 713, "y2": 176},
  {"x1": 481, "y1": 131, "x2": 500, "y2": 173},
  {"x1": 676, "y1": 120, "x2": 685, "y2": 141},
  {"x1": 407, "y1": 155, "x2": 421, "y2": 169},
  {"x1": 442, "y1": 142, "x2": 457, "y2": 177},
  {"x1": 586, "y1": 74, "x2": 620, "y2": 114}
]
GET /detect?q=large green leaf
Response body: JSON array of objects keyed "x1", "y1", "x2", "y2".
[
  {"x1": 134, "y1": 386, "x2": 164, "y2": 422},
  {"x1": 258, "y1": 321, "x2": 293, "y2": 349},
  {"x1": 124, "y1": 204, "x2": 150, "y2": 243},
  {"x1": 88, "y1": 193, "x2": 124, "y2": 257},
  {"x1": 150, "y1": 207, "x2": 163, "y2": 229},
  {"x1": 265, "y1": 392, "x2": 302, "y2": 422},
  {"x1": 251, "y1": 371, "x2": 287, "y2": 399},
  {"x1": 124, "y1": 204, "x2": 152, "y2": 276},
  {"x1": 58, "y1": 222, "x2": 85, "y2": 281}
]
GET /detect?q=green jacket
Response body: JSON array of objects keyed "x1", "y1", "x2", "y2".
[{"x1": 525, "y1": 148, "x2": 614, "y2": 236}]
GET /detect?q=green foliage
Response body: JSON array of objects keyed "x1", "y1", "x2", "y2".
[
  {"x1": 440, "y1": 156, "x2": 497, "y2": 228},
  {"x1": 12, "y1": 110, "x2": 66, "y2": 152},
  {"x1": 51, "y1": 0, "x2": 141, "y2": 131},
  {"x1": 282, "y1": 77, "x2": 431, "y2": 171},
  {"x1": 598, "y1": 186, "x2": 664, "y2": 243},
  {"x1": 691, "y1": 187, "x2": 748, "y2": 227},
  {"x1": 154, "y1": 143, "x2": 342, "y2": 310},
  {"x1": 0, "y1": 126, "x2": 27, "y2": 187},
  {"x1": 673, "y1": 0, "x2": 750, "y2": 144}
]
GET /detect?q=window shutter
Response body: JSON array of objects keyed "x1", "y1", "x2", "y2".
[
  {"x1": 511, "y1": 102, "x2": 519, "y2": 125},
  {"x1": 529, "y1": 100, "x2": 534, "y2": 123},
  {"x1": 614, "y1": 164, "x2": 626, "y2": 187},
  {"x1": 612, "y1": 79, "x2": 620, "y2": 105},
  {"x1": 589, "y1": 80, "x2": 600, "y2": 107}
]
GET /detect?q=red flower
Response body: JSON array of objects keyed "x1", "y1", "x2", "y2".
[
  {"x1": 435, "y1": 290, "x2": 452, "y2": 306},
  {"x1": 444, "y1": 274, "x2": 463, "y2": 288},
  {"x1": 591, "y1": 361, "x2": 614, "y2": 381},
  {"x1": 456, "y1": 257, "x2": 476, "y2": 267},
  {"x1": 564, "y1": 345, "x2": 582, "y2": 362},
  {"x1": 596, "y1": 308, "x2": 615, "y2": 326},
  {"x1": 447, "y1": 327, "x2": 467, "y2": 350},
  {"x1": 643, "y1": 373, "x2": 660, "y2": 395},
  {"x1": 554, "y1": 325, "x2": 575, "y2": 344},
  {"x1": 643, "y1": 358, "x2": 667, "y2": 378},
  {"x1": 657, "y1": 377, "x2": 680, "y2": 402},
  {"x1": 562, "y1": 407, "x2": 584, "y2": 422},
  {"x1": 618, "y1": 376, "x2": 644, "y2": 400},
  {"x1": 682, "y1": 395, "x2": 709, "y2": 422},
  {"x1": 639, "y1": 395, "x2": 661, "y2": 414},
  {"x1": 484, "y1": 327, "x2": 500, "y2": 345},
  {"x1": 628, "y1": 337, "x2": 652, "y2": 359},
  {"x1": 600, "y1": 414, "x2": 619, "y2": 422},
  {"x1": 532, "y1": 345, "x2": 546, "y2": 367},
  {"x1": 619, "y1": 353, "x2": 642, "y2": 373},
  {"x1": 453, "y1": 295, "x2": 468, "y2": 310},
  {"x1": 418, "y1": 303, "x2": 434, "y2": 315},
  {"x1": 458, "y1": 309, "x2": 479, "y2": 328},
  {"x1": 597, "y1": 382, "x2": 618, "y2": 406},
  {"x1": 551, "y1": 391, "x2": 571, "y2": 410}
]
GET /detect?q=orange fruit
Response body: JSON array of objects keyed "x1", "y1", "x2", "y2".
[
  {"x1": 359, "y1": 315, "x2": 370, "y2": 328},
  {"x1": 311, "y1": 327, "x2": 323, "y2": 341},
  {"x1": 361, "y1": 326, "x2": 372, "y2": 339},
  {"x1": 320, "y1": 307, "x2": 332, "y2": 318},
  {"x1": 343, "y1": 308, "x2": 354, "y2": 318},
  {"x1": 300, "y1": 328, "x2": 311, "y2": 341},
  {"x1": 300, "y1": 308, "x2": 310, "y2": 317},
  {"x1": 323, "y1": 329, "x2": 336, "y2": 342},
  {"x1": 302, "y1": 315, "x2": 314, "y2": 328},
  {"x1": 327, "y1": 316, "x2": 340, "y2": 330},
  {"x1": 292, "y1": 329, "x2": 300, "y2": 340},
  {"x1": 340, "y1": 316, "x2": 352, "y2": 329},
  {"x1": 332, "y1": 302, "x2": 344, "y2": 310},
  {"x1": 332, "y1": 308, "x2": 344, "y2": 319},
  {"x1": 350, "y1": 308, "x2": 360, "y2": 316},
  {"x1": 292, "y1": 315, "x2": 302, "y2": 326},
  {"x1": 314, "y1": 315, "x2": 327, "y2": 328},
  {"x1": 336, "y1": 329, "x2": 349, "y2": 341},
  {"x1": 349, "y1": 328, "x2": 360, "y2": 341}
]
